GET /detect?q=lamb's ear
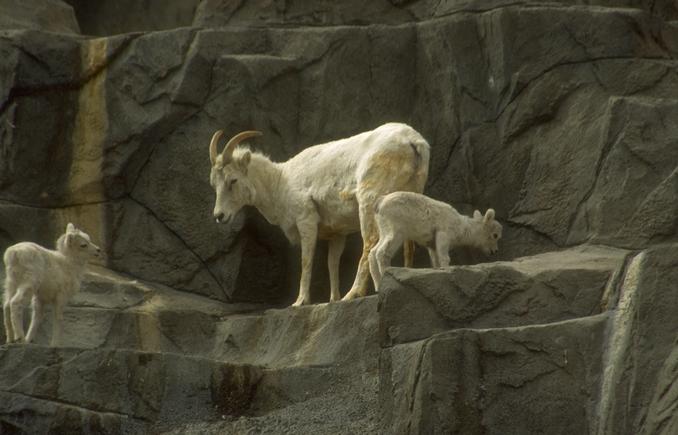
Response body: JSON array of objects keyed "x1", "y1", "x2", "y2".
[
  {"x1": 473, "y1": 210, "x2": 482, "y2": 220},
  {"x1": 66, "y1": 223, "x2": 76, "y2": 233},
  {"x1": 237, "y1": 150, "x2": 252, "y2": 172},
  {"x1": 484, "y1": 209, "x2": 495, "y2": 223}
]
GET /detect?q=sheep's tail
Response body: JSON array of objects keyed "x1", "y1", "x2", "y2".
[
  {"x1": 374, "y1": 195, "x2": 387, "y2": 214},
  {"x1": 409, "y1": 137, "x2": 431, "y2": 194},
  {"x1": 2, "y1": 249, "x2": 16, "y2": 303}
]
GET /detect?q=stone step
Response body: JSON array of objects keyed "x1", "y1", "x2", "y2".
[
  {"x1": 1, "y1": 266, "x2": 380, "y2": 370},
  {"x1": 380, "y1": 314, "x2": 610, "y2": 435},
  {"x1": 378, "y1": 244, "x2": 630, "y2": 346},
  {"x1": 0, "y1": 345, "x2": 262, "y2": 433}
]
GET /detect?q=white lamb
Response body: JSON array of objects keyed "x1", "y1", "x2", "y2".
[
  {"x1": 2, "y1": 223, "x2": 100, "y2": 346},
  {"x1": 368, "y1": 191, "x2": 503, "y2": 289}
]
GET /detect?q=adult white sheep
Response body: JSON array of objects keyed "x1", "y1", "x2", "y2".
[
  {"x1": 209, "y1": 123, "x2": 430, "y2": 306},
  {"x1": 368, "y1": 191, "x2": 502, "y2": 290},
  {"x1": 3, "y1": 223, "x2": 100, "y2": 345}
]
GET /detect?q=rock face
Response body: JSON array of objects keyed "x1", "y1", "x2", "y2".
[
  {"x1": 0, "y1": 0, "x2": 677, "y2": 433},
  {"x1": 0, "y1": 0, "x2": 80, "y2": 34}
]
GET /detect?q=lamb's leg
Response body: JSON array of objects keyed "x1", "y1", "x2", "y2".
[
  {"x1": 51, "y1": 302, "x2": 65, "y2": 347},
  {"x1": 3, "y1": 277, "x2": 15, "y2": 343},
  {"x1": 3, "y1": 296, "x2": 14, "y2": 343},
  {"x1": 370, "y1": 236, "x2": 399, "y2": 292},
  {"x1": 25, "y1": 296, "x2": 43, "y2": 343},
  {"x1": 292, "y1": 219, "x2": 318, "y2": 307},
  {"x1": 375, "y1": 236, "x2": 399, "y2": 282},
  {"x1": 435, "y1": 232, "x2": 451, "y2": 267},
  {"x1": 328, "y1": 235, "x2": 346, "y2": 302},
  {"x1": 9, "y1": 286, "x2": 30, "y2": 343},
  {"x1": 427, "y1": 247, "x2": 440, "y2": 268},
  {"x1": 343, "y1": 203, "x2": 379, "y2": 301},
  {"x1": 368, "y1": 246, "x2": 381, "y2": 292}
]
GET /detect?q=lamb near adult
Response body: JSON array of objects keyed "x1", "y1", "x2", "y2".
[
  {"x1": 3, "y1": 223, "x2": 100, "y2": 346},
  {"x1": 369, "y1": 191, "x2": 502, "y2": 290},
  {"x1": 208, "y1": 123, "x2": 430, "y2": 305}
]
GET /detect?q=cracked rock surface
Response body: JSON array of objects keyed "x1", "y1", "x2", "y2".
[{"x1": 0, "y1": 0, "x2": 677, "y2": 433}]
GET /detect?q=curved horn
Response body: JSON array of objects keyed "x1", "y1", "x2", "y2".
[
  {"x1": 220, "y1": 130, "x2": 263, "y2": 162},
  {"x1": 209, "y1": 130, "x2": 224, "y2": 165}
]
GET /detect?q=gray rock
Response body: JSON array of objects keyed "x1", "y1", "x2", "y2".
[
  {"x1": 380, "y1": 315, "x2": 609, "y2": 434},
  {"x1": 64, "y1": 0, "x2": 199, "y2": 36},
  {"x1": 379, "y1": 244, "x2": 629, "y2": 346},
  {"x1": 1, "y1": 1, "x2": 678, "y2": 433},
  {"x1": 0, "y1": 0, "x2": 80, "y2": 34},
  {"x1": 596, "y1": 243, "x2": 678, "y2": 435}
]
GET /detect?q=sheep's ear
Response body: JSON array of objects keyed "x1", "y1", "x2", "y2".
[
  {"x1": 484, "y1": 209, "x2": 495, "y2": 223},
  {"x1": 473, "y1": 210, "x2": 482, "y2": 220},
  {"x1": 66, "y1": 222, "x2": 76, "y2": 233},
  {"x1": 237, "y1": 150, "x2": 251, "y2": 172}
]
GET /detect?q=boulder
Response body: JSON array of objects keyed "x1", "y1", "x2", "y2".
[{"x1": 0, "y1": 0, "x2": 79, "y2": 34}]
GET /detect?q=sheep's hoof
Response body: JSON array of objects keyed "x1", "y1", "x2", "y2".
[
  {"x1": 291, "y1": 298, "x2": 309, "y2": 307},
  {"x1": 341, "y1": 289, "x2": 363, "y2": 301}
]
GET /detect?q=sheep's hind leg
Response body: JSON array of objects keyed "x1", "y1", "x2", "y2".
[
  {"x1": 403, "y1": 240, "x2": 415, "y2": 268},
  {"x1": 342, "y1": 203, "x2": 379, "y2": 301},
  {"x1": 25, "y1": 296, "x2": 43, "y2": 343},
  {"x1": 9, "y1": 285, "x2": 31, "y2": 343}
]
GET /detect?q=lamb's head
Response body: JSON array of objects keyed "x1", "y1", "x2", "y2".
[
  {"x1": 209, "y1": 130, "x2": 263, "y2": 225},
  {"x1": 58, "y1": 223, "x2": 101, "y2": 260},
  {"x1": 471, "y1": 209, "x2": 502, "y2": 256}
]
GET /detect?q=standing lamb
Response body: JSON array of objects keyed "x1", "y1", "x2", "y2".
[
  {"x1": 208, "y1": 123, "x2": 430, "y2": 306},
  {"x1": 368, "y1": 191, "x2": 502, "y2": 290},
  {"x1": 3, "y1": 223, "x2": 100, "y2": 346}
]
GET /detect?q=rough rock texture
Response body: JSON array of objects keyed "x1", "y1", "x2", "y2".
[
  {"x1": 0, "y1": 268, "x2": 380, "y2": 433},
  {"x1": 0, "y1": 0, "x2": 80, "y2": 34},
  {"x1": 379, "y1": 245, "x2": 629, "y2": 345},
  {"x1": 0, "y1": 0, "x2": 677, "y2": 433}
]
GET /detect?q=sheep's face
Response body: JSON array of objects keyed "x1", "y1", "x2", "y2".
[
  {"x1": 63, "y1": 223, "x2": 101, "y2": 259},
  {"x1": 210, "y1": 150, "x2": 255, "y2": 225},
  {"x1": 472, "y1": 209, "x2": 503, "y2": 256}
]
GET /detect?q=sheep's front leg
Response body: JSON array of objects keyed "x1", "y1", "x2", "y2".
[
  {"x1": 328, "y1": 236, "x2": 346, "y2": 302},
  {"x1": 3, "y1": 295, "x2": 14, "y2": 343},
  {"x1": 9, "y1": 286, "x2": 30, "y2": 343},
  {"x1": 51, "y1": 302, "x2": 65, "y2": 347},
  {"x1": 292, "y1": 219, "x2": 318, "y2": 307},
  {"x1": 435, "y1": 232, "x2": 451, "y2": 267},
  {"x1": 25, "y1": 296, "x2": 43, "y2": 343},
  {"x1": 427, "y1": 247, "x2": 440, "y2": 268}
]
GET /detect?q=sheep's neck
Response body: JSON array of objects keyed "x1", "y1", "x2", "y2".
[
  {"x1": 247, "y1": 154, "x2": 287, "y2": 226},
  {"x1": 57, "y1": 249, "x2": 89, "y2": 274},
  {"x1": 451, "y1": 215, "x2": 476, "y2": 246}
]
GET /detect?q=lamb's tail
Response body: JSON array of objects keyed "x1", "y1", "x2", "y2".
[{"x1": 2, "y1": 250, "x2": 16, "y2": 303}]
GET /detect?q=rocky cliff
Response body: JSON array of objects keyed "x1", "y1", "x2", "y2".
[{"x1": 0, "y1": 0, "x2": 676, "y2": 433}]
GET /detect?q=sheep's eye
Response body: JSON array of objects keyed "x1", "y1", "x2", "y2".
[
  {"x1": 493, "y1": 234, "x2": 498, "y2": 239},
  {"x1": 80, "y1": 243, "x2": 88, "y2": 248},
  {"x1": 228, "y1": 178, "x2": 238, "y2": 190}
]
